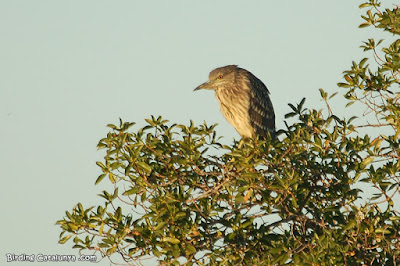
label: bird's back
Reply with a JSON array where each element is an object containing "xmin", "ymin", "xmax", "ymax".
[{"xmin": 247, "ymin": 71, "xmax": 275, "ymax": 138}]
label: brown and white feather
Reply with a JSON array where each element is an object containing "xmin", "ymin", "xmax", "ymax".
[{"xmin": 198, "ymin": 65, "xmax": 275, "ymax": 139}]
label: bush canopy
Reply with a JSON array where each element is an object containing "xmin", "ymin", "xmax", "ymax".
[{"xmin": 58, "ymin": 2, "xmax": 400, "ymax": 265}]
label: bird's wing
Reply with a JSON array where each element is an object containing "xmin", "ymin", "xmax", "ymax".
[{"xmin": 248, "ymin": 76, "xmax": 276, "ymax": 138}]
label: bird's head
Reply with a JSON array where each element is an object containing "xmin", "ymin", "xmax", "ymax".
[{"xmin": 194, "ymin": 65, "xmax": 238, "ymax": 91}]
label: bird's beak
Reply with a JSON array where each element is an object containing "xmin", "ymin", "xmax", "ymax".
[{"xmin": 194, "ymin": 80, "xmax": 213, "ymax": 91}]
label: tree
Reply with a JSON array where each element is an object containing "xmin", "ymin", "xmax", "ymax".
[{"xmin": 58, "ymin": 2, "xmax": 400, "ymax": 264}]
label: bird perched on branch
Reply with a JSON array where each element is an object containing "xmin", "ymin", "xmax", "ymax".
[{"xmin": 194, "ymin": 65, "xmax": 275, "ymax": 139}]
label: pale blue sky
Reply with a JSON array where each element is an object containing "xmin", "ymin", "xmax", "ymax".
[{"xmin": 0, "ymin": 1, "xmax": 392, "ymax": 265}]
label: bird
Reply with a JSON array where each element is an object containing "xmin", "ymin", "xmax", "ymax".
[{"xmin": 194, "ymin": 65, "xmax": 275, "ymax": 139}]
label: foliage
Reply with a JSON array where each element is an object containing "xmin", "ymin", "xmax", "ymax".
[{"xmin": 58, "ymin": 1, "xmax": 400, "ymax": 264}]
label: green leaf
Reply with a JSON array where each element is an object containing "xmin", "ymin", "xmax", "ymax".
[
  {"xmin": 99, "ymin": 223, "xmax": 104, "ymax": 236},
  {"xmin": 96, "ymin": 161, "xmax": 106, "ymax": 169},
  {"xmin": 343, "ymin": 221, "xmax": 357, "ymax": 231},
  {"xmin": 359, "ymin": 57, "xmax": 368, "ymax": 67},
  {"xmin": 162, "ymin": 237, "xmax": 180, "ymax": 244},
  {"xmin": 319, "ymin": 88, "xmax": 327, "ymax": 100},
  {"xmin": 108, "ymin": 172, "xmax": 117, "ymax": 184},
  {"xmin": 337, "ymin": 82, "xmax": 351, "ymax": 88},
  {"xmin": 95, "ymin": 174, "xmax": 107, "ymax": 185},
  {"xmin": 123, "ymin": 187, "xmax": 140, "ymax": 196},
  {"xmin": 298, "ymin": 97, "xmax": 306, "ymax": 111},
  {"xmin": 288, "ymin": 103, "xmax": 296, "ymax": 112},
  {"xmin": 106, "ymin": 246, "xmax": 117, "ymax": 256},
  {"xmin": 284, "ymin": 112, "xmax": 297, "ymax": 119},
  {"xmin": 375, "ymin": 228, "xmax": 391, "ymax": 234},
  {"xmin": 361, "ymin": 157, "xmax": 374, "ymax": 168},
  {"xmin": 154, "ymin": 222, "xmax": 166, "ymax": 231},
  {"xmin": 359, "ymin": 3, "xmax": 371, "ymax": 8},
  {"xmin": 175, "ymin": 212, "xmax": 187, "ymax": 219},
  {"xmin": 137, "ymin": 162, "xmax": 152, "ymax": 173},
  {"xmin": 359, "ymin": 22, "xmax": 371, "ymax": 28},
  {"xmin": 186, "ymin": 244, "xmax": 196, "ymax": 254},
  {"xmin": 329, "ymin": 92, "xmax": 338, "ymax": 99},
  {"xmin": 59, "ymin": 235, "xmax": 72, "ymax": 244}
]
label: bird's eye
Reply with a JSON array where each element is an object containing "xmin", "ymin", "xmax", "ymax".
[{"xmin": 217, "ymin": 75, "xmax": 223, "ymax": 80}]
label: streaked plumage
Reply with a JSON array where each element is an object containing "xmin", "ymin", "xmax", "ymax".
[{"xmin": 194, "ymin": 65, "xmax": 275, "ymax": 139}]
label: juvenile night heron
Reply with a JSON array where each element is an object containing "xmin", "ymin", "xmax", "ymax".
[{"xmin": 194, "ymin": 65, "xmax": 275, "ymax": 139}]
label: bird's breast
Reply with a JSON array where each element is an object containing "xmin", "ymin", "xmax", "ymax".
[{"xmin": 215, "ymin": 88, "xmax": 254, "ymax": 138}]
